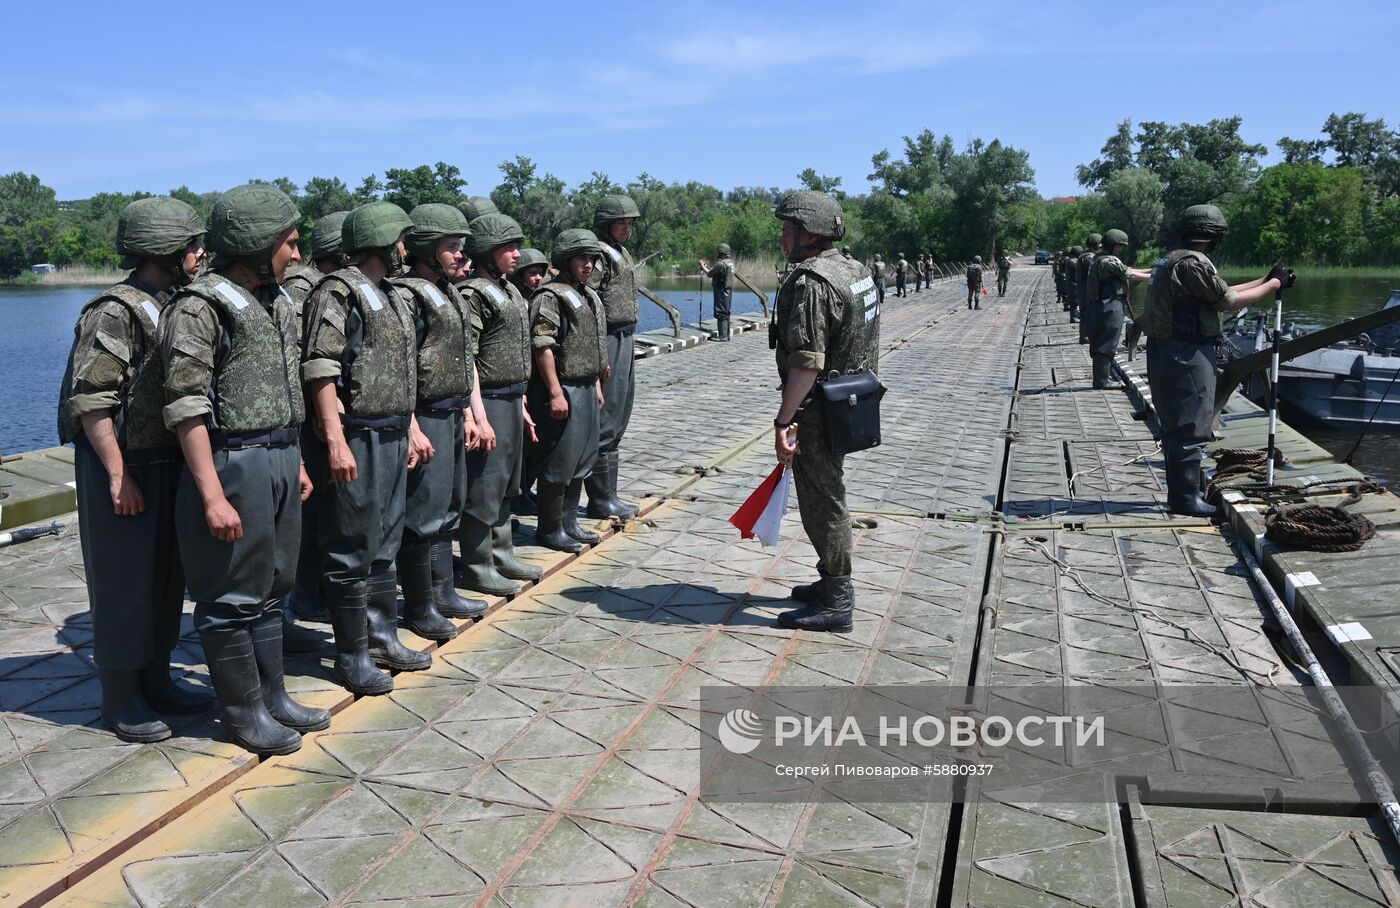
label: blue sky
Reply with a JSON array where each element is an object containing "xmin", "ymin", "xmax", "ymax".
[{"xmin": 3, "ymin": 0, "xmax": 1393, "ymax": 201}]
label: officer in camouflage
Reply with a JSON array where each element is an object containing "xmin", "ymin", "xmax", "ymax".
[
  {"xmin": 924, "ymin": 252, "xmax": 934, "ymax": 288},
  {"xmin": 160, "ymin": 185, "xmax": 330, "ymax": 754},
  {"xmin": 390, "ymin": 204, "xmax": 487, "ymax": 643},
  {"xmin": 281, "ymin": 209, "xmax": 351, "ymax": 637},
  {"xmin": 528, "ymin": 228, "xmax": 609, "ymax": 552},
  {"xmin": 894, "ymin": 253, "xmax": 909, "ymax": 298},
  {"xmin": 870, "ymin": 254, "xmax": 885, "ymax": 309},
  {"xmin": 586, "ymin": 195, "xmax": 645, "ymax": 520},
  {"xmin": 699, "ymin": 243, "xmax": 735, "ymax": 341},
  {"xmin": 1083, "ymin": 229, "xmax": 1153, "ymax": 390},
  {"xmin": 771, "ymin": 190, "xmax": 878, "ymax": 633},
  {"xmin": 966, "ymin": 255, "xmax": 984, "ymax": 309},
  {"xmin": 1141, "ymin": 205, "xmax": 1294, "ymax": 515},
  {"xmin": 996, "ymin": 250, "xmax": 1012, "ymax": 296},
  {"xmin": 457, "ymin": 213, "xmax": 542, "ymax": 595},
  {"xmin": 1054, "ymin": 250, "xmax": 1068, "ymax": 308},
  {"xmin": 913, "ymin": 253, "xmax": 924, "ymax": 292},
  {"xmin": 303, "ymin": 201, "xmax": 430, "ymax": 695},
  {"xmin": 58, "ymin": 196, "xmax": 212, "ymax": 743}
]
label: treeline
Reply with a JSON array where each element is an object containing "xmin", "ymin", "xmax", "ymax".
[
  {"xmin": 3, "ymin": 111, "xmax": 1396, "ymax": 277},
  {"xmin": 1042, "ymin": 112, "xmax": 1400, "ymax": 266}
]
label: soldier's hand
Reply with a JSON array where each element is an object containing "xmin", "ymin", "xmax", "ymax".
[
  {"xmin": 524, "ymin": 408, "xmax": 539, "ymax": 443},
  {"xmin": 478, "ymin": 418, "xmax": 497, "ymax": 452},
  {"xmin": 464, "ymin": 419, "xmax": 480, "ymax": 452},
  {"xmin": 596, "ymin": 383, "xmax": 606, "ymax": 409},
  {"xmin": 205, "ymin": 496, "xmax": 243, "ymax": 543},
  {"xmin": 299, "ymin": 463, "xmax": 313, "ymax": 502},
  {"xmin": 602, "ymin": 365, "xmax": 612, "ymax": 381},
  {"xmin": 1267, "ymin": 265, "xmax": 1297, "ymax": 289},
  {"xmin": 775, "ymin": 426, "xmax": 799, "ymax": 466},
  {"xmin": 109, "ymin": 470, "xmax": 145, "ymax": 517},
  {"xmin": 329, "ymin": 439, "xmax": 358, "ymax": 483},
  {"xmin": 549, "ymin": 391, "xmax": 569, "ymax": 421},
  {"xmin": 408, "ymin": 426, "xmax": 434, "ymax": 469}
]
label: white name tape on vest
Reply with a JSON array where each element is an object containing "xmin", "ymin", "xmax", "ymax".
[
  {"xmin": 213, "ymin": 280, "xmax": 248, "ymax": 311},
  {"xmin": 358, "ymin": 282, "xmax": 383, "ymax": 312},
  {"xmin": 421, "ymin": 284, "xmax": 448, "ymax": 310}
]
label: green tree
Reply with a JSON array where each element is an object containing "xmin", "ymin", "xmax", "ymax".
[
  {"xmin": 490, "ymin": 156, "xmax": 570, "ymax": 247},
  {"xmin": 0, "ymin": 172, "xmax": 61, "ymax": 271},
  {"xmin": 382, "ymin": 162, "xmax": 467, "ymax": 211},
  {"xmin": 353, "ymin": 175, "xmax": 384, "ymax": 205},
  {"xmin": 1221, "ymin": 163, "xmax": 1366, "ymax": 265},
  {"xmin": 1102, "ymin": 167, "xmax": 1164, "ymax": 253},
  {"xmin": 797, "ymin": 168, "xmax": 843, "ymax": 197},
  {"xmin": 301, "ymin": 176, "xmax": 355, "ymax": 220}
]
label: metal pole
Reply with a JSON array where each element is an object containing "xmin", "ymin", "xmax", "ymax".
[{"xmin": 1265, "ymin": 287, "xmax": 1284, "ymax": 485}]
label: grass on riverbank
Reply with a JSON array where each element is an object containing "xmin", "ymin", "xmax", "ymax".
[{"xmin": 3, "ymin": 265, "xmax": 125, "ymax": 287}]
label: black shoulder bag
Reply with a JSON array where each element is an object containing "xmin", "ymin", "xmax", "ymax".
[{"xmin": 818, "ymin": 370, "xmax": 884, "ymax": 455}]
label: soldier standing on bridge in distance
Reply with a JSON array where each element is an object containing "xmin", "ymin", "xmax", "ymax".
[
  {"xmin": 870, "ymin": 254, "xmax": 886, "ymax": 309},
  {"xmin": 160, "ymin": 185, "xmax": 330, "ymax": 754},
  {"xmin": 965, "ymin": 255, "xmax": 984, "ymax": 309},
  {"xmin": 1054, "ymin": 250, "xmax": 1068, "ymax": 309},
  {"xmin": 894, "ymin": 253, "xmax": 909, "ymax": 297},
  {"xmin": 924, "ymin": 252, "xmax": 934, "ymax": 288},
  {"xmin": 699, "ymin": 243, "xmax": 735, "ymax": 342},
  {"xmin": 996, "ymin": 250, "xmax": 1012, "ymax": 296},
  {"xmin": 1076, "ymin": 234, "xmax": 1101, "ymax": 344},
  {"xmin": 1140, "ymin": 205, "xmax": 1294, "ymax": 516},
  {"xmin": 1083, "ymin": 229, "xmax": 1152, "ymax": 391},
  {"xmin": 913, "ymin": 254, "xmax": 924, "ymax": 293},
  {"xmin": 59, "ymin": 197, "xmax": 213, "ymax": 743},
  {"xmin": 1064, "ymin": 246, "xmax": 1084, "ymax": 331},
  {"xmin": 771, "ymin": 190, "xmax": 878, "ymax": 634}
]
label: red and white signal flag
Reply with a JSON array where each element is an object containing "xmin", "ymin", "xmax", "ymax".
[{"xmin": 728, "ymin": 464, "xmax": 792, "ymax": 547}]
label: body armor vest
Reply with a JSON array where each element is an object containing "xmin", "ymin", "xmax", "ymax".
[
  {"xmin": 181, "ymin": 274, "xmax": 304, "ymax": 433},
  {"xmin": 57, "ymin": 282, "xmax": 175, "ymax": 451},
  {"xmin": 1090, "ymin": 255, "xmax": 1129, "ymax": 305},
  {"xmin": 595, "ymin": 242, "xmax": 638, "ymax": 328},
  {"xmin": 711, "ymin": 260, "xmax": 734, "ymax": 293},
  {"xmin": 391, "ymin": 275, "xmax": 472, "ymax": 404},
  {"xmin": 778, "ymin": 250, "xmax": 879, "ymax": 381},
  {"xmin": 1144, "ymin": 248, "xmax": 1225, "ymax": 343},
  {"xmin": 534, "ymin": 279, "xmax": 607, "ymax": 380},
  {"xmin": 462, "ymin": 273, "xmax": 532, "ymax": 387},
  {"xmin": 317, "ymin": 268, "xmax": 416, "ymax": 418},
  {"xmin": 1077, "ymin": 252, "xmax": 1097, "ymax": 303}
]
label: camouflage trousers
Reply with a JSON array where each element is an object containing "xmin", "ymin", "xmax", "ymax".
[{"xmin": 792, "ymin": 406, "xmax": 852, "ymax": 578}]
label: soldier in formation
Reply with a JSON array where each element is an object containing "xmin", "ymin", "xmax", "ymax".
[
  {"xmin": 924, "ymin": 253, "xmax": 934, "ymax": 287},
  {"xmin": 1139, "ymin": 205, "xmax": 1294, "ymax": 515},
  {"xmin": 913, "ymin": 254, "xmax": 924, "ymax": 292},
  {"xmin": 995, "ymin": 251, "xmax": 1011, "ymax": 296},
  {"xmin": 160, "ymin": 185, "xmax": 329, "ymax": 755},
  {"xmin": 59, "ymin": 197, "xmax": 213, "ymax": 742},
  {"xmin": 894, "ymin": 253, "xmax": 909, "ymax": 297},
  {"xmin": 1083, "ymin": 229, "xmax": 1152, "ymax": 390},
  {"xmin": 870, "ymin": 254, "xmax": 885, "ymax": 308}
]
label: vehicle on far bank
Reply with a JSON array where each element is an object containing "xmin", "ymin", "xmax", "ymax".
[{"xmin": 1035, "ymin": 250, "xmax": 1050, "ymax": 265}]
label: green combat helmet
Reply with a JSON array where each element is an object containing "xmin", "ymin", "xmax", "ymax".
[
  {"xmin": 457, "ymin": 196, "xmax": 498, "ymax": 222},
  {"xmin": 973, "ymin": 255, "xmax": 982, "ymax": 264},
  {"xmin": 552, "ymin": 228, "xmax": 604, "ymax": 266},
  {"xmin": 465, "ymin": 214, "xmax": 526, "ymax": 269},
  {"xmin": 405, "ymin": 203, "xmax": 470, "ymax": 273},
  {"xmin": 1102, "ymin": 228, "xmax": 1129, "ymax": 248},
  {"xmin": 1179, "ymin": 204, "xmax": 1228, "ymax": 242},
  {"xmin": 206, "ymin": 184, "xmax": 300, "ymax": 283},
  {"xmin": 115, "ymin": 196, "xmax": 205, "ymax": 284},
  {"xmin": 593, "ymin": 194, "xmax": 640, "ymax": 226},
  {"xmin": 1069, "ymin": 245, "xmax": 1084, "ymax": 256},
  {"xmin": 312, "ymin": 211, "xmax": 350, "ymax": 266},
  {"xmin": 772, "ymin": 189, "xmax": 845, "ymax": 239},
  {"xmin": 716, "ymin": 243, "xmax": 731, "ymax": 257},
  {"xmin": 1085, "ymin": 232, "xmax": 1102, "ymax": 248},
  {"xmin": 515, "ymin": 247, "xmax": 548, "ymax": 273},
  {"xmin": 342, "ymin": 201, "xmax": 413, "ymax": 272}
]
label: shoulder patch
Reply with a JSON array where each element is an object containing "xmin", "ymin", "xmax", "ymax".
[{"xmin": 212, "ymin": 279, "xmax": 249, "ymax": 311}]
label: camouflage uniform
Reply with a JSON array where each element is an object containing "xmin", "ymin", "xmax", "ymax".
[
  {"xmin": 894, "ymin": 254, "xmax": 909, "ymax": 297},
  {"xmin": 704, "ymin": 247, "xmax": 735, "ymax": 341},
  {"xmin": 870, "ymin": 255, "xmax": 886, "ymax": 309},
  {"xmin": 965, "ymin": 260, "xmax": 984, "ymax": 309},
  {"xmin": 1085, "ymin": 252, "xmax": 1130, "ymax": 388},
  {"xmin": 924, "ymin": 254, "xmax": 934, "ymax": 287},
  {"xmin": 913, "ymin": 254, "xmax": 924, "ymax": 292},
  {"xmin": 1076, "ymin": 238, "xmax": 1101, "ymax": 342},
  {"xmin": 996, "ymin": 253, "xmax": 1011, "ymax": 295}
]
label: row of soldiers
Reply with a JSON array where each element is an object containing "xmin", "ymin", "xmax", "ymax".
[
  {"xmin": 872, "ymin": 251, "xmax": 1011, "ymax": 301},
  {"xmin": 1054, "ymin": 212, "xmax": 1296, "ymax": 515},
  {"xmin": 58, "ymin": 186, "xmax": 655, "ymax": 755}
]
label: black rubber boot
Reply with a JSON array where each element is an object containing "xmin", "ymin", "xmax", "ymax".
[
  {"xmin": 510, "ymin": 489, "xmax": 538, "ymax": 517},
  {"xmin": 198, "ymin": 628, "xmax": 302, "ymax": 755},
  {"xmin": 1166, "ymin": 457, "xmax": 1221, "ymax": 518},
  {"xmin": 585, "ymin": 454, "xmax": 624, "ymax": 520},
  {"xmin": 776, "ymin": 577, "xmax": 855, "ymax": 633},
  {"xmin": 607, "ymin": 451, "xmax": 640, "ymax": 519},
  {"xmin": 1091, "ymin": 355, "xmax": 1123, "ymax": 390},
  {"xmin": 790, "ymin": 581, "xmax": 820, "ymax": 603},
  {"xmin": 435, "ymin": 538, "xmax": 487, "ymax": 619},
  {"xmin": 398, "ymin": 542, "xmax": 458, "ymax": 641},
  {"xmin": 493, "ymin": 520, "xmax": 542, "ymax": 582},
  {"xmin": 717, "ymin": 318, "xmax": 731, "ymax": 341},
  {"xmin": 563, "ymin": 479, "xmax": 603, "ymax": 545},
  {"xmin": 326, "ymin": 584, "xmax": 394, "ymax": 695},
  {"xmin": 281, "ymin": 607, "xmax": 326, "ymax": 654},
  {"xmin": 537, "ymin": 481, "xmax": 583, "ymax": 553},
  {"xmin": 139, "ymin": 652, "xmax": 214, "ymax": 714},
  {"xmin": 100, "ymin": 670, "xmax": 171, "ymax": 743},
  {"xmin": 366, "ymin": 569, "xmax": 431, "ymax": 672},
  {"xmin": 250, "ymin": 614, "xmax": 330, "ymax": 733},
  {"xmin": 457, "ymin": 517, "xmax": 520, "ymax": 597}
]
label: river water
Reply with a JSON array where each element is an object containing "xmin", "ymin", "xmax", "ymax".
[
  {"xmin": 7, "ymin": 274, "xmax": 1397, "ymax": 482},
  {"xmin": 0, "ymin": 281, "xmax": 769, "ymax": 456}
]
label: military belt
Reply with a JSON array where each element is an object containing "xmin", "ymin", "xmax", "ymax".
[
  {"xmin": 480, "ymin": 382, "xmax": 528, "ymax": 399},
  {"xmin": 606, "ymin": 324, "xmax": 636, "ymax": 337},
  {"xmin": 340, "ymin": 414, "xmax": 411, "ymax": 431},
  {"xmin": 419, "ymin": 396, "xmax": 470, "ymax": 412},
  {"xmin": 211, "ymin": 426, "xmax": 300, "ymax": 450}
]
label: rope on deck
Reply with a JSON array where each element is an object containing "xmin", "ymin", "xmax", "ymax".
[{"xmin": 1264, "ymin": 485, "xmax": 1381, "ymax": 552}]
